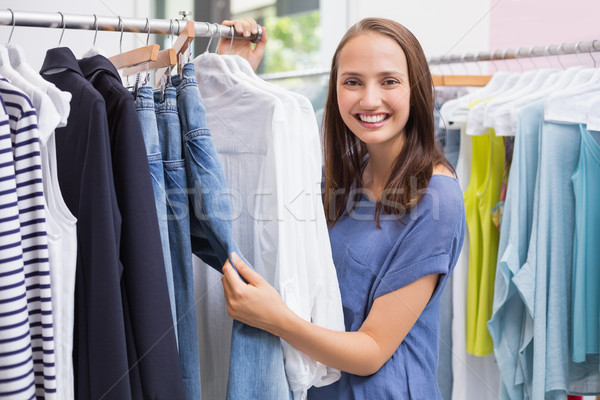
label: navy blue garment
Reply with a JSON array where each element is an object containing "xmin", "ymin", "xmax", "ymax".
[
  {"xmin": 78, "ymin": 55, "xmax": 185, "ymax": 400},
  {"xmin": 40, "ymin": 47, "xmax": 132, "ymax": 400}
]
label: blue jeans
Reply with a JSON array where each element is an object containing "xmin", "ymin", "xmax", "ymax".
[
  {"xmin": 174, "ymin": 63, "xmax": 291, "ymax": 400},
  {"xmin": 154, "ymin": 86, "xmax": 202, "ymax": 400},
  {"xmin": 134, "ymin": 85, "xmax": 178, "ymax": 344}
]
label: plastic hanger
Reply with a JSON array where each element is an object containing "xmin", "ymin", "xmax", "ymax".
[
  {"xmin": 108, "ymin": 17, "xmax": 160, "ymax": 70},
  {"xmin": 447, "ymin": 54, "xmax": 517, "ymax": 124},
  {"xmin": 432, "ymin": 53, "xmax": 492, "ymax": 87},
  {"xmin": 544, "ymin": 63, "xmax": 600, "ymax": 124},
  {"xmin": 484, "ymin": 67, "xmax": 558, "ymax": 129},
  {"xmin": 502, "ymin": 43, "xmax": 595, "ymax": 134}
]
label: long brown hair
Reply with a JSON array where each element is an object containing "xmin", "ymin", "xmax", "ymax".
[{"xmin": 323, "ymin": 17, "xmax": 451, "ymax": 227}]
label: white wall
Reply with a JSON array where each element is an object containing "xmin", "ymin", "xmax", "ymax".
[
  {"xmin": 0, "ymin": 0, "xmax": 153, "ymax": 71},
  {"xmin": 320, "ymin": 0, "xmax": 491, "ymax": 71}
]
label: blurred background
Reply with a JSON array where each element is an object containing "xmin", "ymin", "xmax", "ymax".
[{"xmin": 1, "ymin": 0, "xmax": 597, "ymax": 113}]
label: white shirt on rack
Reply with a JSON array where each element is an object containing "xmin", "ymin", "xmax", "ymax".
[
  {"xmin": 192, "ymin": 53, "xmax": 344, "ymax": 400},
  {"xmin": 223, "ymin": 54, "xmax": 344, "ymax": 399}
]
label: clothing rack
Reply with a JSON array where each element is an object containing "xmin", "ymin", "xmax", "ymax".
[
  {"xmin": 260, "ymin": 67, "xmax": 329, "ymax": 81},
  {"xmin": 260, "ymin": 38, "xmax": 600, "ymax": 87},
  {"xmin": 429, "ymin": 39, "xmax": 600, "ymax": 65},
  {"xmin": 0, "ymin": 9, "xmax": 261, "ymax": 42}
]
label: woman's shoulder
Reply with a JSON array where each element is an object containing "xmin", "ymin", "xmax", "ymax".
[
  {"xmin": 420, "ymin": 171, "xmax": 464, "ymax": 224},
  {"xmin": 432, "ymin": 164, "xmax": 454, "ymax": 178}
]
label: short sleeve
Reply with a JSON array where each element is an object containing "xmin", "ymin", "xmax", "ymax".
[{"xmin": 372, "ymin": 177, "xmax": 465, "ymax": 300}]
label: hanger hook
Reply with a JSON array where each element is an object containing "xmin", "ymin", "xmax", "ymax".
[
  {"xmin": 460, "ymin": 53, "xmax": 468, "ymax": 75},
  {"xmin": 229, "ymin": 25, "xmax": 235, "ymax": 55},
  {"xmin": 214, "ymin": 23, "xmax": 222, "ymax": 53},
  {"xmin": 145, "ymin": 18, "xmax": 150, "ymax": 46},
  {"xmin": 58, "ymin": 12, "xmax": 67, "ymax": 45},
  {"xmin": 574, "ymin": 41, "xmax": 584, "ymax": 66},
  {"xmin": 167, "ymin": 19, "xmax": 174, "ymax": 47},
  {"xmin": 528, "ymin": 46, "xmax": 538, "ymax": 69},
  {"xmin": 7, "ymin": 8, "xmax": 16, "ymax": 45},
  {"xmin": 473, "ymin": 51, "xmax": 483, "ymax": 75},
  {"xmin": 204, "ymin": 22, "xmax": 214, "ymax": 53},
  {"xmin": 590, "ymin": 40, "xmax": 598, "ymax": 68},
  {"xmin": 544, "ymin": 45, "xmax": 554, "ymax": 68},
  {"xmin": 490, "ymin": 49, "xmax": 502, "ymax": 73},
  {"xmin": 118, "ymin": 16, "xmax": 124, "ymax": 54},
  {"xmin": 556, "ymin": 43, "xmax": 565, "ymax": 69},
  {"xmin": 501, "ymin": 48, "xmax": 510, "ymax": 70},
  {"xmin": 515, "ymin": 48, "xmax": 525, "ymax": 72},
  {"xmin": 92, "ymin": 14, "xmax": 99, "ymax": 47}
]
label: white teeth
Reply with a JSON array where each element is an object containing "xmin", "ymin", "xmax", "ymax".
[{"xmin": 359, "ymin": 114, "xmax": 386, "ymax": 123}]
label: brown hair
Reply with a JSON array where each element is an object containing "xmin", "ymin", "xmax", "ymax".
[{"xmin": 322, "ymin": 17, "xmax": 451, "ymax": 227}]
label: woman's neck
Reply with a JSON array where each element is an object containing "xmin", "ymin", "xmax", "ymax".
[{"xmin": 362, "ymin": 140, "xmax": 403, "ymax": 200}]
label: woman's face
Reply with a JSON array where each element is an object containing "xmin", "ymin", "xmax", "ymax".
[{"xmin": 336, "ymin": 31, "xmax": 411, "ymax": 152}]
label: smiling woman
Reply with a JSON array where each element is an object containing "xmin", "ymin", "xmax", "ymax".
[
  {"xmin": 221, "ymin": 17, "xmax": 466, "ymax": 400},
  {"xmin": 335, "ymin": 31, "xmax": 412, "ymax": 198},
  {"xmin": 323, "ymin": 18, "xmax": 453, "ymax": 225}
]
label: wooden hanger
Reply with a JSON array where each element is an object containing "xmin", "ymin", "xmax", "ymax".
[
  {"xmin": 154, "ymin": 20, "xmax": 196, "ymax": 85},
  {"xmin": 121, "ymin": 47, "xmax": 177, "ymax": 77},
  {"xmin": 109, "ymin": 44, "xmax": 160, "ymax": 69},
  {"xmin": 108, "ymin": 17, "xmax": 160, "ymax": 70},
  {"xmin": 120, "ymin": 20, "xmax": 195, "ymax": 84},
  {"xmin": 432, "ymin": 74, "xmax": 492, "ymax": 87}
]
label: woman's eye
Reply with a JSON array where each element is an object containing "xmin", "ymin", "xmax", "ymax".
[
  {"xmin": 343, "ymin": 79, "xmax": 360, "ymax": 86},
  {"xmin": 383, "ymin": 79, "xmax": 399, "ymax": 86}
]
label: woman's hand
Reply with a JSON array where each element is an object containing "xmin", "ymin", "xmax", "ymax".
[
  {"xmin": 221, "ymin": 252, "xmax": 288, "ymax": 334},
  {"xmin": 218, "ymin": 18, "xmax": 268, "ymax": 72}
]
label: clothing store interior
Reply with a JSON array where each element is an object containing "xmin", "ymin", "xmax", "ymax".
[{"xmin": 0, "ymin": 0, "xmax": 598, "ymax": 399}]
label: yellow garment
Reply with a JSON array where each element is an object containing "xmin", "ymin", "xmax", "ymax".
[{"xmin": 464, "ymin": 128, "xmax": 505, "ymax": 356}]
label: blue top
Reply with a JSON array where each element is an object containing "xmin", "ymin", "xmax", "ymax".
[
  {"xmin": 308, "ymin": 175, "xmax": 465, "ymax": 400},
  {"xmin": 487, "ymin": 99, "xmax": 543, "ymax": 399},
  {"xmin": 572, "ymin": 126, "xmax": 600, "ymax": 362}
]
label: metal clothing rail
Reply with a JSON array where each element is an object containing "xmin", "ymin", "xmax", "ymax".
[
  {"xmin": 260, "ymin": 38, "xmax": 600, "ymax": 82},
  {"xmin": 0, "ymin": 9, "xmax": 261, "ymax": 42},
  {"xmin": 429, "ymin": 39, "xmax": 600, "ymax": 65},
  {"xmin": 259, "ymin": 67, "xmax": 329, "ymax": 81}
]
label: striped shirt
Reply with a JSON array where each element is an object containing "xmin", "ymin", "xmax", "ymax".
[
  {"xmin": 0, "ymin": 93, "xmax": 36, "ymax": 400},
  {"xmin": 0, "ymin": 77, "xmax": 56, "ymax": 399}
]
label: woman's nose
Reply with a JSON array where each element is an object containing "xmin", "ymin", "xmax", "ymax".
[{"xmin": 359, "ymin": 84, "xmax": 382, "ymax": 108}]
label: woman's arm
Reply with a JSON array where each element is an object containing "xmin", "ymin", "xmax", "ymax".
[{"xmin": 222, "ymin": 252, "xmax": 439, "ymax": 376}]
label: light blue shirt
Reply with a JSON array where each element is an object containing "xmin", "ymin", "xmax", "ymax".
[
  {"xmin": 488, "ymin": 99, "xmax": 543, "ymax": 400},
  {"xmin": 571, "ymin": 126, "xmax": 600, "ymax": 362},
  {"xmin": 523, "ymin": 121, "xmax": 599, "ymax": 399}
]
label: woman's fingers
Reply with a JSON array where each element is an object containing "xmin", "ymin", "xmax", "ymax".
[
  {"xmin": 222, "ymin": 18, "xmax": 256, "ymax": 37},
  {"xmin": 222, "ymin": 18, "xmax": 260, "ymax": 40},
  {"xmin": 229, "ymin": 252, "xmax": 264, "ymax": 286}
]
